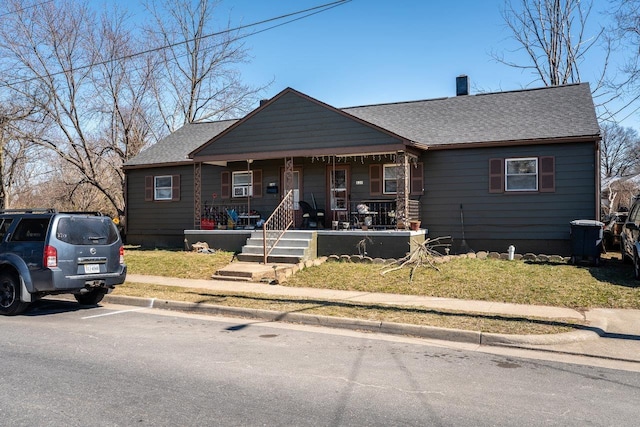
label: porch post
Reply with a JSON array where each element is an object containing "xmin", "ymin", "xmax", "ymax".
[
  {"xmin": 194, "ymin": 161, "xmax": 202, "ymax": 229},
  {"xmin": 283, "ymin": 157, "xmax": 294, "ymax": 194},
  {"xmin": 395, "ymin": 151, "xmax": 410, "ymax": 228},
  {"xmin": 285, "ymin": 157, "xmax": 294, "ymax": 224}
]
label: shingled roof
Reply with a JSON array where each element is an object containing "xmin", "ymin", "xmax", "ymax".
[
  {"xmin": 124, "ymin": 119, "xmax": 238, "ymax": 167},
  {"xmin": 125, "ymin": 83, "xmax": 599, "ymax": 167},
  {"xmin": 344, "ymin": 83, "xmax": 599, "ymax": 148}
]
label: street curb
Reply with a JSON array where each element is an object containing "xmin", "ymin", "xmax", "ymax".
[
  {"xmin": 480, "ymin": 327, "xmax": 603, "ymax": 346},
  {"xmin": 103, "ymin": 294, "xmax": 591, "ymax": 346}
]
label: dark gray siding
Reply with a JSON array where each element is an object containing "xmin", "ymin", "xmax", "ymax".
[
  {"xmin": 421, "ymin": 142, "xmax": 597, "ymax": 254},
  {"xmin": 196, "ymin": 91, "xmax": 402, "ymax": 157},
  {"xmin": 126, "ymin": 165, "xmax": 195, "ymax": 248},
  {"xmin": 202, "ymin": 160, "xmax": 297, "ymax": 218}
]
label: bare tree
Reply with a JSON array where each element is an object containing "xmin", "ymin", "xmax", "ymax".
[
  {"xmin": 494, "ymin": 0, "xmax": 606, "ymax": 88},
  {"xmin": 600, "ymin": 122, "xmax": 640, "ymax": 179},
  {"xmin": 144, "ymin": 0, "xmax": 267, "ymax": 131},
  {"xmin": 0, "ymin": 0, "xmax": 268, "ymax": 214},
  {"xmin": 0, "ymin": 102, "xmax": 39, "ymax": 209},
  {"xmin": 607, "ymin": 0, "xmax": 640, "ymax": 120},
  {"xmin": 0, "ymin": 0, "xmax": 159, "ymax": 217}
]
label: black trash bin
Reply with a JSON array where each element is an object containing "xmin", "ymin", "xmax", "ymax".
[{"xmin": 569, "ymin": 219, "xmax": 604, "ymax": 265}]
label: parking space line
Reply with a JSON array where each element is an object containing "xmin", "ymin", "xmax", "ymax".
[{"xmin": 82, "ymin": 307, "xmax": 148, "ymax": 319}]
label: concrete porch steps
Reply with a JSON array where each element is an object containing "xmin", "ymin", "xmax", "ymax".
[
  {"xmin": 236, "ymin": 230, "xmax": 317, "ymax": 264},
  {"xmin": 212, "ymin": 262, "xmax": 293, "ymax": 283}
]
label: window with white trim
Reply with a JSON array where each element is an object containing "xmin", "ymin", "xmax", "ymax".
[
  {"xmin": 154, "ymin": 176, "xmax": 173, "ymax": 200},
  {"xmin": 383, "ymin": 165, "xmax": 400, "ymax": 194},
  {"xmin": 232, "ymin": 171, "xmax": 253, "ymax": 197},
  {"xmin": 505, "ymin": 158, "xmax": 538, "ymax": 191}
]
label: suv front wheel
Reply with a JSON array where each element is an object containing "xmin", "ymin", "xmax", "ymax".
[
  {"xmin": 0, "ymin": 272, "xmax": 29, "ymax": 315},
  {"xmin": 634, "ymin": 250, "xmax": 640, "ymax": 280},
  {"xmin": 74, "ymin": 288, "xmax": 107, "ymax": 305}
]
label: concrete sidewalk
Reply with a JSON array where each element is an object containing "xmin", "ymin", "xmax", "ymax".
[{"xmin": 115, "ymin": 273, "xmax": 640, "ymax": 364}]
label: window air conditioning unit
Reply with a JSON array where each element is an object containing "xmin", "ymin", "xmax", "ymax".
[{"xmin": 234, "ymin": 186, "xmax": 250, "ymax": 197}]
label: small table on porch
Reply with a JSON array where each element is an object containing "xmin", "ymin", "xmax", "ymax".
[{"xmin": 237, "ymin": 214, "xmax": 261, "ymax": 228}]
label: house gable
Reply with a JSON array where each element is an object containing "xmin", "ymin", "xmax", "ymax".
[{"xmin": 190, "ymin": 88, "xmax": 410, "ymax": 162}]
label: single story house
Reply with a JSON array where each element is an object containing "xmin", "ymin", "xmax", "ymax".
[{"xmin": 123, "ymin": 78, "xmax": 601, "ymax": 258}]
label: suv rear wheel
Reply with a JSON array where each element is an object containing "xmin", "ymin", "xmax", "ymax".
[
  {"xmin": 74, "ymin": 288, "xmax": 107, "ymax": 305},
  {"xmin": 634, "ymin": 250, "xmax": 640, "ymax": 280},
  {"xmin": 0, "ymin": 272, "xmax": 29, "ymax": 315}
]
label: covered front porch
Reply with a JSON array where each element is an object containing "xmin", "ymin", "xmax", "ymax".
[
  {"xmin": 192, "ymin": 150, "xmax": 424, "ymax": 232},
  {"xmin": 184, "ymin": 228, "xmax": 427, "ymax": 261}
]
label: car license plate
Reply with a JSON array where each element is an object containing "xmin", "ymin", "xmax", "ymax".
[{"xmin": 84, "ymin": 264, "xmax": 100, "ymax": 274}]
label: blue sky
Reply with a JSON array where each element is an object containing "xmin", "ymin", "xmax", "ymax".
[{"xmin": 117, "ymin": 0, "xmax": 633, "ymax": 128}]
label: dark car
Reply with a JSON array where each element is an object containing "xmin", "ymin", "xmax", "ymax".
[
  {"xmin": 0, "ymin": 210, "xmax": 127, "ymax": 315},
  {"xmin": 620, "ymin": 199, "xmax": 640, "ymax": 279},
  {"xmin": 603, "ymin": 212, "xmax": 628, "ymax": 250}
]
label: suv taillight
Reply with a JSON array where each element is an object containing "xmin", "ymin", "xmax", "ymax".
[
  {"xmin": 44, "ymin": 245, "xmax": 58, "ymax": 268},
  {"xmin": 119, "ymin": 246, "xmax": 125, "ymax": 265}
]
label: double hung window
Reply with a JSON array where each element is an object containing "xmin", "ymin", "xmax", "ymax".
[
  {"xmin": 383, "ymin": 165, "xmax": 400, "ymax": 194},
  {"xmin": 505, "ymin": 158, "xmax": 538, "ymax": 192},
  {"xmin": 232, "ymin": 171, "xmax": 253, "ymax": 198},
  {"xmin": 154, "ymin": 176, "xmax": 173, "ymax": 200}
]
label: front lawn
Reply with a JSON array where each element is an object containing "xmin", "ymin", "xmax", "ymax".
[{"xmin": 123, "ymin": 248, "xmax": 640, "ymax": 310}]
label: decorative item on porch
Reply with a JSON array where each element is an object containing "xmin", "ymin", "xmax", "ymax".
[
  {"xmin": 201, "ymin": 218, "xmax": 215, "ymax": 230},
  {"xmin": 409, "ymin": 219, "xmax": 421, "ymax": 231},
  {"xmin": 356, "ymin": 203, "xmax": 370, "ymax": 214},
  {"xmin": 226, "ymin": 208, "xmax": 239, "ymax": 229}
]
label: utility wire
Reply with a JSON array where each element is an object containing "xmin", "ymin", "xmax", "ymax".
[
  {"xmin": 0, "ymin": 0, "xmax": 351, "ymax": 87},
  {"xmin": 149, "ymin": 1, "xmax": 349, "ymax": 72},
  {"xmin": 0, "ymin": 0, "xmax": 54, "ymax": 18}
]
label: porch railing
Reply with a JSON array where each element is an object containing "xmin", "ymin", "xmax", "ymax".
[
  {"xmin": 346, "ymin": 200, "xmax": 397, "ymax": 229},
  {"xmin": 200, "ymin": 201, "xmax": 260, "ymax": 229},
  {"xmin": 345, "ymin": 199, "xmax": 420, "ymax": 229},
  {"xmin": 262, "ymin": 190, "xmax": 294, "ymax": 264}
]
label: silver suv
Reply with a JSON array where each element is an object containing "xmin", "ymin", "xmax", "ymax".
[
  {"xmin": 621, "ymin": 198, "xmax": 640, "ymax": 279},
  {"xmin": 0, "ymin": 210, "xmax": 127, "ymax": 315}
]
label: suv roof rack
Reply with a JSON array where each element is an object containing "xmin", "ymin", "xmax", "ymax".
[
  {"xmin": 0, "ymin": 208, "xmax": 57, "ymax": 214},
  {"xmin": 0, "ymin": 209, "xmax": 109, "ymax": 216},
  {"xmin": 57, "ymin": 211, "xmax": 108, "ymax": 216}
]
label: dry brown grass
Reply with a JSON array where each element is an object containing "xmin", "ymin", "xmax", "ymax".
[
  {"xmin": 116, "ymin": 247, "xmax": 637, "ymax": 335},
  {"xmin": 115, "ymin": 282, "xmax": 579, "ymax": 335}
]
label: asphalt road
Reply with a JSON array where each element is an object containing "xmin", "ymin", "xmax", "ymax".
[{"xmin": 1, "ymin": 299, "xmax": 639, "ymax": 426}]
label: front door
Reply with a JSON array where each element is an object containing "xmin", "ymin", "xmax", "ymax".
[{"xmin": 326, "ymin": 164, "xmax": 350, "ymax": 224}]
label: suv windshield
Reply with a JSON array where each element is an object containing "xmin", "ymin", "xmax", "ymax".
[{"xmin": 56, "ymin": 217, "xmax": 119, "ymax": 245}]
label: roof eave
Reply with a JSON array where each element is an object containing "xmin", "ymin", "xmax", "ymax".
[
  {"xmin": 425, "ymin": 134, "xmax": 601, "ymax": 150},
  {"xmin": 123, "ymin": 160, "xmax": 193, "ymax": 171}
]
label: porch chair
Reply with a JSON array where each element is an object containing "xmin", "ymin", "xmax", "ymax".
[{"xmin": 299, "ymin": 201, "xmax": 325, "ymax": 229}]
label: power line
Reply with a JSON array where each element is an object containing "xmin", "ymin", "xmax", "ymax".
[
  {"xmin": 0, "ymin": 0, "xmax": 351, "ymax": 88},
  {"xmin": 0, "ymin": 0, "xmax": 54, "ymax": 18}
]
